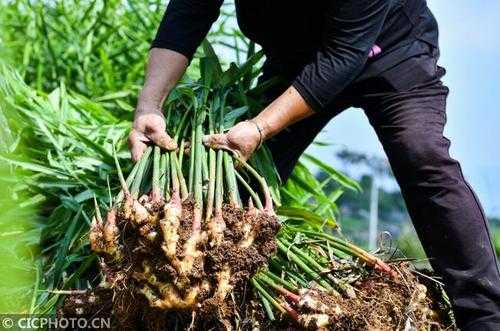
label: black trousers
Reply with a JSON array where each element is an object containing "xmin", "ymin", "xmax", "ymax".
[{"xmin": 262, "ymin": 62, "xmax": 500, "ymax": 330}]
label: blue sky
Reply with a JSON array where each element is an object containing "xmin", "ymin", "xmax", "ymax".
[{"xmin": 307, "ymin": 0, "xmax": 500, "ymax": 217}]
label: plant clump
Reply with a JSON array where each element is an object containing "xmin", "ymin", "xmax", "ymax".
[{"xmin": 86, "ymin": 78, "xmax": 280, "ymax": 328}]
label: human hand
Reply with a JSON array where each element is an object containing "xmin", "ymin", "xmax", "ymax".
[
  {"xmin": 202, "ymin": 120, "xmax": 262, "ymax": 162},
  {"xmin": 128, "ymin": 107, "xmax": 177, "ymax": 162}
]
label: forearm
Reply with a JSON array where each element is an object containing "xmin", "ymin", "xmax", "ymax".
[
  {"xmin": 137, "ymin": 48, "xmax": 189, "ymax": 111},
  {"xmin": 252, "ymin": 86, "xmax": 314, "ymax": 140}
]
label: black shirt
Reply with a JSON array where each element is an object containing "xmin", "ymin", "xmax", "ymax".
[{"xmin": 152, "ymin": 0, "xmax": 439, "ymax": 111}]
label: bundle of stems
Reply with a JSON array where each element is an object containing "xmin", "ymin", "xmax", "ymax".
[
  {"xmin": 89, "ymin": 58, "xmax": 282, "ymax": 321},
  {"xmin": 252, "ymin": 222, "xmax": 398, "ymax": 327}
]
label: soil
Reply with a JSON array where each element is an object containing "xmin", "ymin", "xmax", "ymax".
[
  {"xmin": 61, "ymin": 263, "xmax": 454, "ymax": 330},
  {"xmin": 294, "ymin": 263, "xmax": 455, "ymax": 331},
  {"xmin": 64, "ymin": 195, "xmax": 280, "ymax": 330},
  {"xmin": 63, "ymin": 195, "xmax": 454, "ymax": 331}
]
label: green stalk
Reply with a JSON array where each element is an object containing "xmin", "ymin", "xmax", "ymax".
[
  {"xmin": 174, "ymin": 109, "xmax": 191, "ymax": 141},
  {"xmin": 303, "ymin": 231, "xmax": 397, "ymax": 277},
  {"xmin": 179, "ymin": 168, "xmax": 189, "ymax": 200},
  {"xmin": 256, "ymin": 274, "xmax": 300, "ymax": 303},
  {"xmin": 258, "ymin": 292, "xmax": 275, "ymax": 321},
  {"xmin": 237, "ymin": 158, "xmax": 273, "ymax": 212},
  {"xmin": 205, "ymin": 109, "xmax": 217, "ymax": 221},
  {"xmin": 251, "ymin": 278, "xmax": 286, "ymax": 314},
  {"xmin": 276, "ymin": 240, "xmax": 333, "ymax": 292},
  {"xmin": 279, "ymin": 237, "xmax": 328, "ymax": 273},
  {"xmin": 235, "ymin": 171, "xmax": 263, "ymax": 209},
  {"xmin": 202, "ymin": 147, "xmax": 209, "ymax": 197},
  {"xmin": 193, "ymin": 114, "xmax": 204, "ymax": 205},
  {"xmin": 188, "ymin": 127, "xmax": 196, "ymax": 193},
  {"xmin": 262, "ymin": 270, "xmax": 298, "ymax": 292},
  {"xmin": 112, "ymin": 146, "xmax": 127, "ymax": 193},
  {"xmin": 304, "ymin": 231, "xmax": 375, "ymax": 262},
  {"xmin": 164, "ymin": 153, "xmax": 171, "ymax": 200},
  {"xmin": 151, "ymin": 146, "xmax": 161, "ymax": 201},
  {"xmin": 192, "ymin": 111, "xmax": 205, "ymax": 232},
  {"xmin": 159, "ymin": 153, "xmax": 169, "ymax": 200},
  {"xmin": 130, "ymin": 147, "xmax": 152, "ymax": 199},
  {"xmin": 178, "ymin": 139, "xmax": 186, "ymax": 168},
  {"xmin": 223, "ymin": 152, "xmax": 240, "ymax": 207},
  {"xmin": 115, "ymin": 157, "xmax": 140, "ymax": 203},
  {"xmin": 171, "ymin": 152, "xmax": 186, "ymax": 200},
  {"xmin": 286, "ymin": 271, "xmax": 310, "ymax": 289},
  {"xmin": 280, "ymin": 237, "xmax": 354, "ymax": 296},
  {"xmin": 318, "ymin": 242, "xmax": 351, "ymax": 260},
  {"xmin": 169, "ymin": 151, "xmax": 180, "ymax": 199},
  {"xmin": 214, "ymin": 149, "xmax": 224, "ymax": 215},
  {"xmin": 175, "ymin": 110, "xmax": 190, "ymax": 176}
]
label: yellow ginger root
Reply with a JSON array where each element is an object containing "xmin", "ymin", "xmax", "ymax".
[
  {"xmin": 90, "ymin": 208, "xmax": 122, "ymax": 261},
  {"xmin": 214, "ymin": 266, "xmax": 233, "ymax": 301},
  {"xmin": 133, "ymin": 263, "xmax": 205, "ymax": 310},
  {"xmin": 207, "ymin": 213, "xmax": 225, "ymax": 246},
  {"xmin": 160, "ymin": 201, "xmax": 182, "ymax": 261}
]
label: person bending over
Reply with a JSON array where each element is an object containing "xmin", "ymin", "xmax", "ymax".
[{"xmin": 128, "ymin": 1, "xmax": 500, "ymax": 329}]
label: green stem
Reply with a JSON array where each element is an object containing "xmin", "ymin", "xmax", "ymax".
[
  {"xmin": 112, "ymin": 145, "xmax": 127, "ymax": 193},
  {"xmin": 169, "ymin": 151, "xmax": 180, "ymax": 199},
  {"xmin": 256, "ymin": 274, "xmax": 300, "ymax": 303},
  {"xmin": 115, "ymin": 156, "xmax": 141, "ymax": 203},
  {"xmin": 188, "ymin": 127, "xmax": 196, "ymax": 193},
  {"xmin": 159, "ymin": 153, "xmax": 169, "ymax": 200},
  {"xmin": 237, "ymin": 157, "xmax": 273, "ymax": 212},
  {"xmin": 171, "ymin": 152, "xmax": 187, "ymax": 200},
  {"xmin": 279, "ymin": 237, "xmax": 327, "ymax": 273},
  {"xmin": 178, "ymin": 139, "xmax": 186, "ymax": 168},
  {"xmin": 205, "ymin": 110, "xmax": 217, "ymax": 221},
  {"xmin": 276, "ymin": 240, "xmax": 333, "ymax": 292},
  {"xmin": 193, "ymin": 113, "xmax": 204, "ymax": 206},
  {"xmin": 251, "ymin": 278, "xmax": 285, "ymax": 314},
  {"xmin": 192, "ymin": 110, "xmax": 205, "ymax": 232},
  {"xmin": 318, "ymin": 242, "xmax": 351, "ymax": 260},
  {"xmin": 286, "ymin": 271, "xmax": 310, "ymax": 289},
  {"xmin": 202, "ymin": 146, "xmax": 209, "ymax": 196},
  {"xmin": 130, "ymin": 147, "xmax": 152, "ymax": 199},
  {"xmin": 223, "ymin": 152, "xmax": 240, "ymax": 207},
  {"xmin": 258, "ymin": 292, "xmax": 275, "ymax": 321},
  {"xmin": 214, "ymin": 149, "xmax": 224, "ymax": 215},
  {"xmin": 280, "ymin": 237, "xmax": 354, "ymax": 296},
  {"xmin": 151, "ymin": 146, "xmax": 161, "ymax": 201},
  {"xmin": 174, "ymin": 109, "xmax": 191, "ymax": 141},
  {"xmin": 303, "ymin": 230, "xmax": 376, "ymax": 263},
  {"xmin": 262, "ymin": 270, "xmax": 298, "ymax": 292},
  {"xmin": 235, "ymin": 171, "xmax": 263, "ymax": 209}
]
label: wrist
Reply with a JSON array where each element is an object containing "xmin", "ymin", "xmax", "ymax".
[
  {"xmin": 137, "ymin": 84, "xmax": 171, "ymax": 111},
  {"xmin": 134, "ymin": 104, "xmax": 164, "ymax": 123},
  {"xmin": 252, "ymin": 116, "xmax": 275, "ymax": 140}
]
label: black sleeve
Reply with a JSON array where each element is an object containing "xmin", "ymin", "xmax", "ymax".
[
  {"xmin": 292, "ymin": 0, "xmax": 391, "ymax": 111},
  {"xmin": 151, "ymin": 0, "xmax": 223, "ymax": 60}
]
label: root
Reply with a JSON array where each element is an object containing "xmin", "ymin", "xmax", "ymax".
[
  {"xmin": 292, "ymin": 263, "xmax": 446, "ymax": 330},
  {"xmin": 207, "ymin": 212, "xmax": 225, "ymax": 247},
  {"xmin": 214, "ymin": 266, "xmax": 233, "ymax": 301},
  {"xmin": 88, "ymin": 190, "xmax": 280, "ymax": 330},
  {"xmin": 133, "ymin": 263, "xmax": 203, "ymax": 310},
  {"xmin": 160, "ymin": 200, "xmax": 182, "ymax": 261}
]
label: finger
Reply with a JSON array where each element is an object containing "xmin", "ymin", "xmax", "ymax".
[
  {"xmin": 128, "ymin": 130, "xmax": 149, "ymax": 162},
  {"xmin": 148, "ymin": 131, "xmax": 177, "ymax": 151},
  {"xmin": 202, "ymin": 134, "xmax": 230, "ymax": 150}
]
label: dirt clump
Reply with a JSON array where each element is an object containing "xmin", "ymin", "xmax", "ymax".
[
  {"xmin": 66, "ymin": 192, "xmax": 279, "ymax": 330},
  {"xmin": 294, "ymin": 263, "xmax": 453, "ymax": 331}
]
